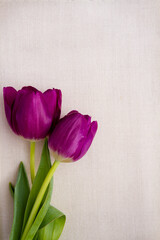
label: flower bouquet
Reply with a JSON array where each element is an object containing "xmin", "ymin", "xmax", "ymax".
[{"xmin": 3, "ymin": 86, "xmax": 98, "ymax": 240}]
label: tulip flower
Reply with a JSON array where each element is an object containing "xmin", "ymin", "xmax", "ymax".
[
  {"xmin": 48, "ymin": 110, "xmax": 98, "ymax": 162},
  {"xmin": 21, "ymin": 110, "xmax": 98, "ymax": 240},
  {"xmin": 3, "ymin": 86, "xmax": 61, "ymax": 139},
  {"xmin": 3, "ymin": 86, "xmax": 62, "ymax": 182}
]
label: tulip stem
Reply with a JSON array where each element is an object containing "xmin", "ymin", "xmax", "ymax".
[
  {"xmin": 30, "ymin": 141, "xmax": 35, "ymax": 184},
  {"xmin": 21, "ymin": 160, "xmax": 60, "ymax": 240}
]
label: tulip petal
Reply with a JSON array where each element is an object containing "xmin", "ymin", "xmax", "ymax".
[
  {"xmin": 43, "ymin": 89, "xmax": 62, "ymax": 126},
  {"xmin": 13, "ymin": 91, "xmax": 52, "ymax": 139},
  {"xmin": 74, "ymin": 121, "xmax": 98, "ymax": 160},
  {"xmin": 84, "ymin": 115, "xmax": 91, "ymax": 124},
  {"xmin": 3, "ymin": 87, "xmax": 17, "ymax": 131},
  {"xmin": 21, "ymin": 86, "xmax": 38, "ymax": 93},
  {"xmin": 49, "ymin": 113, "xmax": 85, "ymax": 159},
  {"xmin": 55, "ymin": 89, "xmax": 62, "ymax": 120},
  {"xmin": 67, "ymin": 110, "xmax": 78, "ymax": 116}
]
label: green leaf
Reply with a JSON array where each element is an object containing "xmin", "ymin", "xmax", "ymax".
[
  {"xmin": 24, "ymin": 179, "xmax": 53, "ymax": 240},
  {"xmin": 9, "ymin": 162, "xmax": 30, "ymax": 240},
  {"xmin": 9, "ymin": 182, "xmax": 15, "ymax": 198},
  {"xmin": 40, "ymin": 205, "xmax": 66, "ymax": 229},
  {"xmin": 33, "ymin": 233, "xmax": 38, "ymax": 240},
  {"xmin": 38, "ymin": 205, "xmax": 66, "ymax": 240},
  {"xmin": 22, "ymin": 139, "xmax": 51, "ymax": 230},
  {"xmin": 21, "ymin": 139, "xmax": 53, "ymax": 239}
]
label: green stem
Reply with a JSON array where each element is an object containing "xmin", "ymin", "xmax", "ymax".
[
  {"xmin": 21, "ymin": 160, "xmax": 60, "ymax": 240},
  {"xmin": 30, "ymin": 141, "xmax": 36, "ymax": 184}
]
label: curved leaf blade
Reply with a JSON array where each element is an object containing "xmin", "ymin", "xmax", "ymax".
[
  {"xmin": 9, "ymin": 162, "xmax": 30, "ymax": 240},
  {"xmin": 22, "ymin": 139, "xmax": 51, "ymax": 231},
  {"xmin": 40, "ymin": 205, "xmax": 66, "ymax": 229},
  {"xmin": 9, "ymin": 182, "xmax": 15, "ymax": 198},
  {"xmin": 25, "ymin": 179, "xmax": 53, "ymax": 240},
  {"xmin": 38, "ymin": 205, "xmax": 66, "ymax": 240},
  {"xmin": 21, "ymin": 139, "xmax": 54, "ymax": 239}
]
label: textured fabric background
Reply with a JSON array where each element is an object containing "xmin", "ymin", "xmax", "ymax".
[{"xmin": 0, "ymin": 1, "xmax": 160, "ymax": 239}]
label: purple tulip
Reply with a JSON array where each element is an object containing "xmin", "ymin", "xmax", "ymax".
[
  {"xmin": 3, "ymin": 86, "xmax": 62, "ymax": 140},
  {"xmin": 48, "ymin": 110, "xmax": 98, "ymax": 162}
]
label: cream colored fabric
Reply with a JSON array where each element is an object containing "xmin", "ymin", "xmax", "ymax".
[{"xmin": 0, "ymin": 1, "xmax": 160, "ymax": 239}]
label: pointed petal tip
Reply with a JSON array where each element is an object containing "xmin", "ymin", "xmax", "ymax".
[
  {"xmin": 3, "ymin": 86, "xmax": 17, "ymax": 96},
  {"xmin": 84, "ymin": 114, "xmax": 91, "ymax": 123},
  {"xmin": 90, "ymin": 121, "xmax": 98, "ymax": 135},
  {"xmin": 3, "ymin": 86, "xmax": 17, "ymax": 110},
  {"xmin": 21, "ymin": 86, "xmax": 38, "ymax": 93}
]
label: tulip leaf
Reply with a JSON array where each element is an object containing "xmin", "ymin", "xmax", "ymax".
[
  {"xmin": 9, "ymin": 162, "xmax": 30, "ymax": 240},
  {"xmin": 24, "ymin": 179, "xmax": 53, "ymax": 240},
  {"xmin": 9, "ymin": 182, "xmax": 15, "ymax": 198},
  {"xmin": 22, "ymin": 139, "xmax": 52, "ymax": 230},
  {"xmin": 33, "ymin": 234, "xmax": 39, "ymax": 240},
  {"xmin": 40, "ymin": 205, "xmax": 66, "ymax": 229},
  {"xmin": 21, "ymin": 139, "xmax": 53, "ymax": 239},
  {"xmin": 38, "ymin": 205, "xmax": 66, "ymax": 240},
  {"xmin": 31, "ymin": 204, "xmax": 66, "ymax": 240}
]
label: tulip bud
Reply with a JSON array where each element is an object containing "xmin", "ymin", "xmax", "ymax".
[
  {"xmin": 3, "ymin": 86, "xmax": 62, "ymax": 140},
  {"xmin": 48, "ymin": 110, "xmax": 98, "ymax": 162}
]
